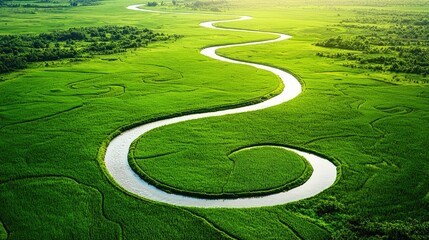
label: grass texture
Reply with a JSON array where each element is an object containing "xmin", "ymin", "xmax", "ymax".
[
  {"xmin": 131, "ymin": 144, "xmax": 313, "ymax": 198},
  {"xmin": 1, "ymin": 0, "xmax": 428, "ymax": 239}
]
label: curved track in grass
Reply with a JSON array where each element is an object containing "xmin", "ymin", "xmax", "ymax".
[{"xmin": 103, "ymin": 4, "xmax": 337, "ymax": 208}]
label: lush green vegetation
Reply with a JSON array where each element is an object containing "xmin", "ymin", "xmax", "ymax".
[
  {"xmin": 0, "ymin": 222, "xmax": 6, "ymax": 240},
  {"xmin": 186, "ymin": 0, "xmax": 228, "ymax": 12},
  {"xmin": 1, "ymin": 0, "xmax": 428, "ymax": 239},
  {"xmin": 146, "ymin": 1, "xmax": 158, "ymax": 7},
  {"xmin": 145, "ymin": 0, "xmax": 229, "ymax": 12},
  {"xmin": 315, "ymin": 9, "xmax": 429, "ymax": 79},
  {"xmin": 0, "ymin": 0, "xmax": 98, "ymax": 7},
  {"xmin": 225, "ymin": 146, "xmax": 312, "ymax": 194},
  {"xmin": 130, "ymin": 144, "xmax": 313, "ymax": 198},
  {"xmin": 0, "ymin": 25, "xmax": 180, "ymax": 73}
]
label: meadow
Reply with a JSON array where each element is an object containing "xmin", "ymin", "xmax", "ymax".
[{"xmin": 1, "ymin": 0, "xmax": 428, "ymax": 239}]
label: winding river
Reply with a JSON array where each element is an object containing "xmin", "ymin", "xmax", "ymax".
[{"xmin": 103, "ymin": 4, "xmax": 337, "ymax": 208}]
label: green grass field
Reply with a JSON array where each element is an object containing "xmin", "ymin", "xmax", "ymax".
[
  {"xmin": 131, "ymin": 144, "xmax": 313, "ymax": 198},
  {"xmin": 1, "ymin": 0, "xmax": 428, "ymax": 239}
]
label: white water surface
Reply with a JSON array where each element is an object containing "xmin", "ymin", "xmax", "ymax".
[{"xmin": 103, "ymin": 4, "xmax": 337, "ymax": 208}]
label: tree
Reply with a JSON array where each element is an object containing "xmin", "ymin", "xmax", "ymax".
[{"xmin": 69, "ymin": 0, "xmax": 78, "ymax": 6}]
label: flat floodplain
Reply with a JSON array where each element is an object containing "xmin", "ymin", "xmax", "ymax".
[{"xmin": 1, "ymin": 0, "xmax": 428, "ymax": 239}]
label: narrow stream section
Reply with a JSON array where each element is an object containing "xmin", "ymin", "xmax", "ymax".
[{"xmin": 103, "ymin": 4, "xmax": 337, "ymax": 208}]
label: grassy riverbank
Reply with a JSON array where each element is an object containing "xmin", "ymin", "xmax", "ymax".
[{"xmin": 1, "ymin": 0, "xmax": 428, "ymax": 239}]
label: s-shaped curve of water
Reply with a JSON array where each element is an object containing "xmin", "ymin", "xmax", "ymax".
[{"xmin": 103, "ymin": 4, "xmax": 337, "ymax": 208}]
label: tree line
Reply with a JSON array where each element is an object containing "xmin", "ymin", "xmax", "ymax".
[
  {"xmin": 0, "ymin": 0, "xmax": 99, "ymax": 7},
  {"xmin": 144, "ymin": 1, "xmax": 228, "ymax": 12},
  {"xmin": 0, "ymin": 25, "xmax": 182, "ymax": 73},
  {"xmin": 316, "ymin": 10, "xmax": 429, "ymax": 77}
]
